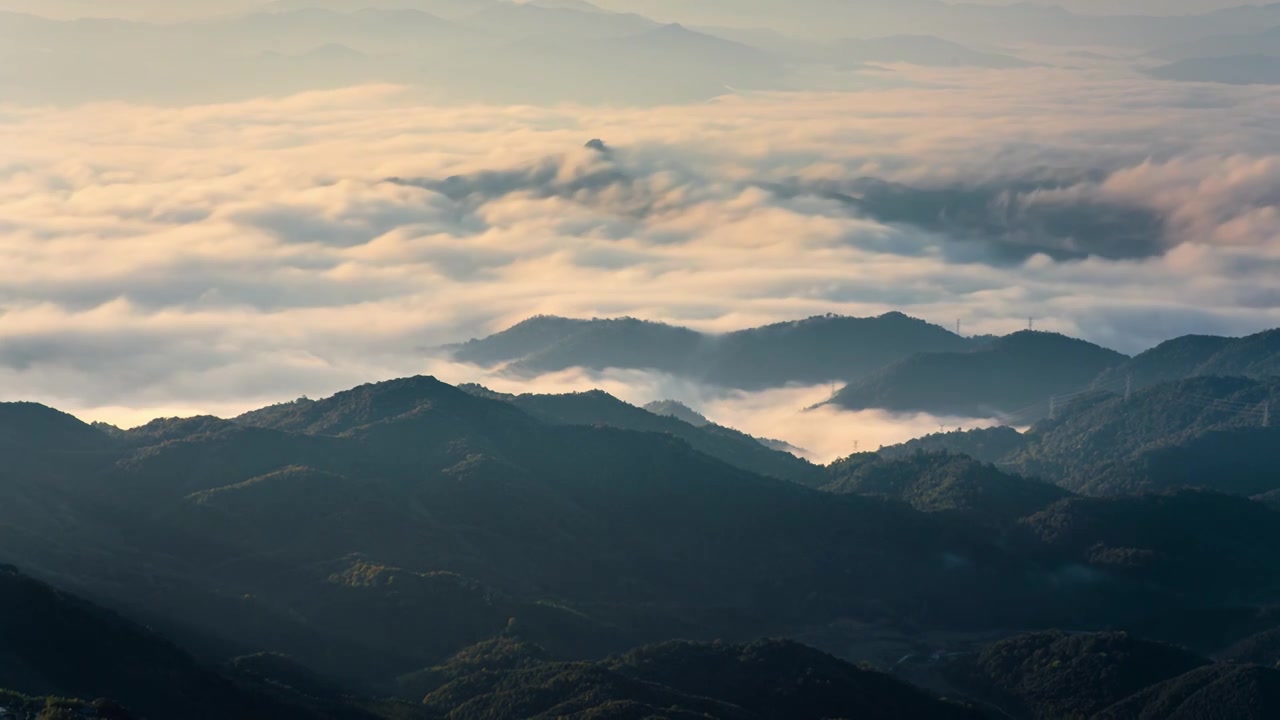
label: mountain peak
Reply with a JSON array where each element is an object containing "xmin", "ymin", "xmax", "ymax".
[
  {"xmin": 644, "ymin": 400, "xmax": 710, "ymax": 427},
  {"xmin": 0, "ymin": 401, "xmax": 111, "ymax": 448},
  {"xmin": 235, "ymin": 374, "xmax": 491, "ymax": 436}
]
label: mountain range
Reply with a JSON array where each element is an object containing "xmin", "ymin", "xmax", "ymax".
[
  {"xmin": 8, "ymin": 0, "xmax": 1280, "ymax": 103},
  {"xmin": 826, "ymin": 330, "xmax": 1128, "ymax": 418},
  {"xmin": 448, "ymin": 313, "xmax": 1277, "ymax": 420},
  {"xmin": 882, "ymin": 375, "xmax": 1280, "ymax": 496},
  {"xmin": 447, "ymin": 312, "xmax": 973, "ymax": 390},
  {"xmin": 4, "ymin": 367, "xmax": 1280, "ymax": 716}
]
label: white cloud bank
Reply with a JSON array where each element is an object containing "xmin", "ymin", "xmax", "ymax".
[{"xmin": 1, "ymin": 64, "xmax": 1278, "ymax": 443}]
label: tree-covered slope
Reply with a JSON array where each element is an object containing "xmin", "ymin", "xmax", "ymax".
[
  {"xmin": 876, "ymin": 376, "xmax": 1280, "ymax": 497},
  {"xmin": 823, "ymin": 452, "xmax": 1071, "ymax": 525},
  {"xmin": 459, "ymin": 385, "xmax": 822, "ymax": 486},
  {"xmin": 829, "ymin": 331, "xmax": 1127, "ymax": 417},
  {"xmin": 940, "ymin": 631, "xmax": 1208, "ymax": 720},
  {"xmin": 1096, "ymin": 663, "xmax": 1280, "ymax": 720},
  {"xmin": 2, "ymin": 377, "xmax": 1035, "ymax": 692},
  {"xmin": 421, "ymin": 639, "xmax": 983, "ymax": 720},
  {"xmin": 1002, "ymin": 376, "xmax": 1279, "ymax": 495},
  {"xmin": 0, "ymin": 565, "xmax": 339, "ymax": 720}
]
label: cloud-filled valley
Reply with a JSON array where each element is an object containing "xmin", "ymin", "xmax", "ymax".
[{"xmin": 1, "ymin": 2, "xmax": 1279, "ymax": 451}]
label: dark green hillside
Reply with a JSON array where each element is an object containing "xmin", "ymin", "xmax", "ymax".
[
  {"xmin": 0, "ymin": 376, "xmax": 1040, "ymax": 693},
  {"xmin": 236, "ymin": 376, "xmax": 538, "ymax": 438},
  {"xmin": 941, "ymin": 631, "xmax": 1207, "ymax": 719},
  {"xmin": 880, "ymin": 426, "xmax": 1030, "ymax": 464},
  {"xmin": 1096, "ymin": 663, "xmax": 1280, "ymax": 720},
  {"xmin": 693, "ymin": 312, "xmax": 973, "ymax": 389},
  {"xmin": 8, "ymin": 372, "xmax": 1280, "ymax": 716},
  {"xmin": 448, "ymin": 312, "xmax": 971, "ymax": 389},
  {"xmin": 1096, "ymin": 328, "xmax": 1280, "ymax": 391},
  {"xmin": 830, "ymin": 331, "xmax": 1127, "ymax": 417},
  {"xmin": 1219, "ymin": 626, "xmax": 1280, "ymax": 666},
  {"xmin": 0, "ymin": 403, "xmax": 117, "ymax": 479},
  {"xmin": 823, "ymin": 452, "xmax": 1071, "ymax": 525},
  {"xmin": 460, "ymin": 385, "xmax": 821, "ymax": 486},
  {"xmin": 1017, "ymin": 492, "xmax": 1280, "ymax": 605},
  {"xmin": 0, "ymin": 566, "xmax": 327, "ymax": 720},
  {"xmin": 876, "ymin": 376, "xmax": 1280, "ymax": 497},
  {"xmin": 420, "ymin": 639, "xmax": 982, "ymax": 719},
  {"xmin": 1004, "ymin": 376, "xmax": 1279, "ymax": 495},
  {"xmin": 642, "ymin": 400, "xmax": 710, "ymax": 426},
  {"xmin": 607, "ymin": 640, "xmax": 982, "ymax": 719}
]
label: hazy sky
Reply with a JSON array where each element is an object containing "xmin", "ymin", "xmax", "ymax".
[
  {"xmin": 0, "ymin": 0, "xmax": 1265, "ymax": 20},
  {"xmin": 971, "ymin": 0, "xmax": 1268, "ymax": 14},
  {"xmin": 1, "ymin": 0, "xmax": 1278, "ymax": 448}
]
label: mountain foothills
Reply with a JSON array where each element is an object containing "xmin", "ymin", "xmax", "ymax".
[{"xmin": 0, "ymin": 311, "xmax": 1279, "ymax": 719}]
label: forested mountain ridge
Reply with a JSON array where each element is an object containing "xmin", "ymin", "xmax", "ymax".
[
  {"xmin": 880, "ymin": 376, "xmax": 1280, "ymax": 496},
  {"xmin": 414, "ymin": 638, "xmax": 985, "ymax": 719},
  {"xmin": 447, "ymin": 312, "xmax": 972, "ymax": 389},
  {"xmin": 1095, "ymin": 328, "xmax": 1280, "ymax": 391},
  {"xmin": 4, "ymin": 370, "xmax": 1280, "ymax": 718},
  {"xmin": 828, "ymin": 331, "xmax": 1129, "ymax": 418},
  {"xmin": 449, "ymin": 314, "xmax": 1277, "ymax": 421},
  {"xmin": 0, "ymin": 381, "xmax": 1034, "ymax": 691},
  {"xmin": 823, "ymin": 452, "xmax": 1072, "ymax": 526},
  {"xmin": 458, "ymin": 384, "xmax": 823, "ymax": 485}
]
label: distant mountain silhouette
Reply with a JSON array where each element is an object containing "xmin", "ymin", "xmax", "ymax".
[
  {"xmin": 828, "ymin": 330, "xmax": 1128, "ymax": 418},
  {"xmin": 825, "ymin": 34, "xmax": 1031, "ymax": 68},
  {"xmin": 1151, "ymin": 54, "xmax": 1280, "ymax": 85},
  {"xmin": 1153, "ymin": 25, "xmax": 1280, "ymax": 61},
  {"xmin": 458, "ymin": 0, "xmax": 658, "ymax": 39},
  {"xmin": 448, "ymin": 312, "xmax": 972, "ymax": 389},
  {"xmin": 644, "ymin": 399, "xmax": 711, "ymax": 426}
]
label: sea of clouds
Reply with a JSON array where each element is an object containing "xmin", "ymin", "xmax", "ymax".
[{"xmin": 2, "ymin": 60, "xmax": 1279, "ymax": 455}]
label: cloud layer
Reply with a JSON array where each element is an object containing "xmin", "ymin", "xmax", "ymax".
[{"xmin": 2, "ymin": 63, "xmax": 1279, "ymax": 437}]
